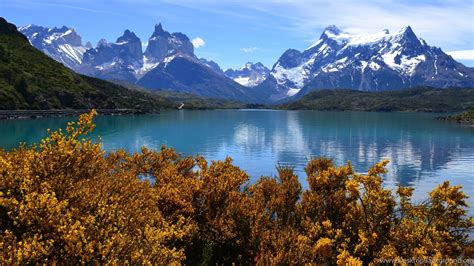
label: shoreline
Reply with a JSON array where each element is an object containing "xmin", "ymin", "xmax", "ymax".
[
  {"xmin": 436, "ymin": 108, "xmax": 474, "ymax": 125},
  {"xmin": 0, "ymin": 109, "xmax": 150, "ymax": 120},
  {"xmin": 1, "ymin": 108, "xmax": 461, "ymax": 120}
]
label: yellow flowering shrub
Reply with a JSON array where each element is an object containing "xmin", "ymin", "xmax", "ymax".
[{"xmin": 0, "ymin": 111, "xmax": 472, "ymax": 264}]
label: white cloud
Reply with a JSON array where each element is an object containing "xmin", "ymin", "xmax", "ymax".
[
  {"xmin": 191, "ymin": 37, "xmax": 205, "ymax": 48},
  {"xmin": 240, "ymin": 47, "xmax": 257, "ymax": 53},
  {"xmin": 446, "ymin": 50, "xmax": 474, "ymax": 60}
]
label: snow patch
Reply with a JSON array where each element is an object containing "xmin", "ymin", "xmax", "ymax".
[
  {"xmin": 234, "ymin": 77, "xmax": 251, "ymax": 86},
  {"xmin": 287, "ymin": 88, "xmax": 301, "ymax": 97},
  {"xmin": 368, "ymin": 61, "xmax": 380, "ymax": 71},
  {"xmin": 58, "ymin": 44, "xmax": 86, "ymax": 64},
  {"xmin": 95, "ymin": 61, "xmax": 117, "ymax": 71},
  {"xmin": 271, "ymin": 63, "xmax": 309, "ymax": 89},
  {"xmin": 382, "ymin": 52, "xmax": 425, "ymax": 76},
  {"xmin": 324, "ymin": 29, "xmax": 392, "ymax": 47},
  {"xmin": 306, "ymin": 39, "xmax": 323, "ymax": 50},
  {"xmin": 134, "ymin": 55, "xmax": 159, "ymax": 77}
]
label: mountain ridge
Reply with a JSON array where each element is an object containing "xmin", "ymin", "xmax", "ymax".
[{"xmin": 19, "ymin": 22, "xmax": 473, "ymax": 103}]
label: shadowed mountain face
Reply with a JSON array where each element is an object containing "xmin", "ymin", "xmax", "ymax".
[
  {"xmin": 137, "ymin": 57, "xmax": 252, "ymax": 100},
  {"xmin": 255, "ymin": 25, "xmax": 473, "ymax": 102}
]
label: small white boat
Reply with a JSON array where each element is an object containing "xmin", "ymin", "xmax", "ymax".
[{"xmin": 178, "ymin": 103, "xmax": 184, "ymax": 110}]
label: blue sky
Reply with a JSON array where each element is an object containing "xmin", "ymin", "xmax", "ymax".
[{"xmin": 2, "ymin": 0, "xmax": 473, "ymax": 69}]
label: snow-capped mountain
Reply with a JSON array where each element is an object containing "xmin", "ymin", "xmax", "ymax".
[
  {"xmin": 19, "ymin": 25, "xmax": 87, "ymax": 69},
  {"xmin": 225, "ymin": 62, "xmax": 270, "ymax": 87},
  {"xmin": 258, "ymin": 25, "xmax": 473, "ymax": 101},
  {"xmin": 20, "ymin": 22, "xmax": 252, "ymax": 101}
]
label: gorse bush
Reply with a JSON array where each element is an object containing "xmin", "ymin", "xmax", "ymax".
[{"xmin": 0, "ymin": 111, "xmax": 472, "ymax": 264}]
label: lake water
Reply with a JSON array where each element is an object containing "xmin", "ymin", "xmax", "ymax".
[{"xmin": 1, "ymin": 110, "xmax": 473, "ymax": 207}]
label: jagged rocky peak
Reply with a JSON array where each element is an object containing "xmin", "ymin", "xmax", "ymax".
[
  {"xmin": 96, "ymin": 38, "xmax": 108, "ymax": 47},
  {"xmin": 116, "ymin": 30, "xmax": 142, "ymax": 58},
  {"xmin": 200, "ymin": 58, "xmax": 224, "ymax": 74},
  {"xmin": 115, "ymin": 30, "xmax": 143, "ymax": 63},
  {"xmin": 391, "ymin": 25, "xmax": 425, "ymax": 52},
  {"xmin": 144, "ymin": 22, "xmax": 194, "ymax": 62},
  {"xmin": 117, "ymin": 29, "xmax": 140, "ymax": 43},
  {"xmin": 85, "ymin": 41, "xmax": 93, "ymax": 49},
  {"xmin": 277, "ymin": 49, "xmax": 304, "ymax": 68},
  {"xmin": 323, "ymin": 25, "xmax": 342, "ymax": 35},
  {"xmin": 398, "ymin": 25, "xmax": 415, "ymax": 36},
  {"xmin": 150, "ymin": 23, "xmax": 170, "ymax": 38}
]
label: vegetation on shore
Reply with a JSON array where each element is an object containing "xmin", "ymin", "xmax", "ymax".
[
  {"xmin": 439, "ymin": 107, "xmax": 474, "ymax": 125},
  {"xmin": 0, "ymin": 111, "xmax": 472, "ymax": 264},
  {"xmin": 280, "ymin": 87, "xmax": 474, "ymax": 112}
]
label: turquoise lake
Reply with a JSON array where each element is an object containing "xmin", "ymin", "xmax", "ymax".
[{"xmin": 1, "ymin": 110, "xmax": 473, "ymax": 207}]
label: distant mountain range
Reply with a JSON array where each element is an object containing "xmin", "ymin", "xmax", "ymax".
[
  {"xmin": 19, "ymin": 23, "xmax": 256, "ymax": 102},
  {"xmin": 19, "ymin": 23, "xmax": 473, "ymax": 103}
]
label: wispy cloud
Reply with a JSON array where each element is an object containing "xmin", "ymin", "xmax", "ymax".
[
  {"xmin": 249, "ymin": 0, "xmax": 473, "ymax": 47},
  {"xmin": 446, "ymin": 50, "xmax": 474, "ymax": 60},
  {"xmin": 6, "ymin": 0, "xmax": 118, "ymax": 15},
  {"xmin": 22, "ymin": 0, "xmax": 473, "ymax": 49},
  {"xmin": 141, "ymin": 0, "xmax": 473, "ymax": 49},
  {"xmin": 240, "ymin": 47, "xmax": 257, "ymax": 53},
  {"xmin": 191, "ymin": 37, "xmax": 206, "ymax": 48}
]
